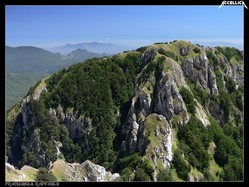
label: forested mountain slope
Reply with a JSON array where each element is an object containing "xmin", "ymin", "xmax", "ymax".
[{"xmin": 6, "ymin": 40, "xmax": 244, "ymax": 182}]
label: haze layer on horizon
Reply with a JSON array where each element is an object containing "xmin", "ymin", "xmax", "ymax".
[{"xmin": 6, "ymin": 5, "xmax": 243, "ymax": 49}]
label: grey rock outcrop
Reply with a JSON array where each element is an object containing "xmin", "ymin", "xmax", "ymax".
[
  {"xmin": 127, "ymin": 120, "xmax": 139, "ymax": 152},
  {"xmin": 50, "ymin": 159, "xmax": 120, "ymax": 182},
  {"xmin": 154, "ymin": 73, "xmax": 188, "ymax": 122},
  {"xmin": 195, "ymin": 101, "xmax": 210, "ymax": 126},
  {"xmin": 208, "ymin": 66, "xmax": 218, "ymax": 95},
  {"xmin": 33, "ymin": 85, "xmax": 47, "ymax": 101},
  {"xmin": 154, "ymin": 57, "xmax": 189, "ymax": 123},
  {"xmin": 81, "ymin": 160, "xmax": 120, "ymax": 181},
  {"xmin": 224, "ymin": 57, "xmax": 244, "ymax": 84},
  {"xmin": 49, "ymin": 105, "xmax": 93, "ymax": 140},
  {"xmin": 6, "ymin": 159, "xmax": 120, "ymax": 182},
  {"xmin": 141, "ymin": 47, "xmax": 157, "ymax": 63},
  {"xmin": 182, "ymin": 53, "xmax": 218, "ymax": 95},
  {"xmin": 180, "ymin": 46, "xmax": 189, "ymax": 56}
]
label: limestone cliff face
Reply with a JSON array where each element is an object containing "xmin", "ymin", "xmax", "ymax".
[
  {"xmin": 182, "ymin": 53, "xmax": 218, "ymax": 95},
  {"xmin": 223, "ymin": 55, "xmax": 243, "ymax": 84},
  {"xmin": 141, "ymin": 47, "xmax": 157, "ymax": 63},
  {"xmin": 49, "ymin": 106, "xmax": 92, "ymax": 139},
  {"xmin": 121, "ymin": 48, "xmax": 191, "ymax": 180},
  {"xmin": 8, "ymin": 80, "xmax": 94, "ymax": 167},
  {"xmin": 7, "ymin": 80, "xmax": 49, "ymax": 167},
  {"xmin": 154, "ymin": 60, "xmax": 189, "ymax": 122}
]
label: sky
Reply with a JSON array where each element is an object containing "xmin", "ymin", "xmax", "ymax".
[{"xmin": 5, "ymin": 5, "xmax": 244, "ymax": 49}]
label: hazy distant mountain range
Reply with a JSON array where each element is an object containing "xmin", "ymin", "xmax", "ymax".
[
  {"xmin": 193, "ymin": 41, "xmax": 243, "ymax": 50},
  {"xmin": 46, "ymin": 41, "xmax": 243, "ymax": 54},
  {"xmin": 46, "ymin": 42, "xmax": 133, "ymax": 55}
]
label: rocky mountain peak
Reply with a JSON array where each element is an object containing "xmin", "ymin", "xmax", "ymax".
[{"xmin": 6, "ymin": 40, "xmax": 244, "ymax": 182}]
